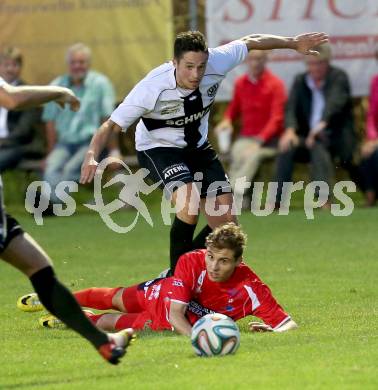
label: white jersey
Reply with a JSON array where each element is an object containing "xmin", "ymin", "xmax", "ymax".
[{"xmin": 111, "ymin": 40, "xmax": 248, "ymax": 151}]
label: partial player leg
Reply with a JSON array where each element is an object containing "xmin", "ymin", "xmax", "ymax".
[
  {"xmin": 192, "ymin": 224, "xmax": 212, "ymax": 249},
  {"xmin": 202, "ymin": 193, "xmax": 237, "ymax": 230},
  {"xmin": 86, "ymin": 312, "xmax": 141, "ymax": 332},
  {"xmin": 74, "ymin": 287, "xmax": 123, "ymax": 311},
  {"xmin": 1, "ymin": 233, "xmax": 132, "ymax": 364},
  {"xmin": 170, "ymin": 182, "xmax": 200, "ymax": 271},
  {"xmin": 74, "ymin": 285, "xmax": 143, "ymax": 314},
  {"xmin": 193, "ymin": 145, "xmax": 237, "ymax": 237}
]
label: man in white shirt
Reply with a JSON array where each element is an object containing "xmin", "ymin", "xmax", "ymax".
[{"xmin": 80, "ymin": 30, "xmax": 328, "ymax": 273}]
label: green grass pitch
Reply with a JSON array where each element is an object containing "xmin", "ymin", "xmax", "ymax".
[{"xmin": 0, "ymin": 206, "xmax": 377, "ymax": 389}]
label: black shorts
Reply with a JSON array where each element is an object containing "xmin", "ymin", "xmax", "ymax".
[
  {"xmin": 0, "ymin": 213, "xmax": 24, "ymax": 253},
  {"xmin": 137, "ymin": 142, "xmax": 231, "ymax": 198}
]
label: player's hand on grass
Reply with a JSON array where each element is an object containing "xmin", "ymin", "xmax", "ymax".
[
  {"xmin": 249, "ymin": 321, "xmax": 273, "ymax": 332},
  {"xmin": 56, "ymin": 87, "xmax": 81, "ymax": 111},
  {"xmin": 80, "ymin": 151, "xmax": 98, "ymax": 184},
  {"xmin": 294, "ymin": 32, "xmax": 328, "ymax": 56}
]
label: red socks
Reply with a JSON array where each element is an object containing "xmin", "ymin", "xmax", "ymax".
[
  {"xmin": 74, "ymin": 287, "xmax": 120, "ymax": 310},
  {"xmin": 74, "ymin": 288, "xmax": 139, "ymax": 330}
]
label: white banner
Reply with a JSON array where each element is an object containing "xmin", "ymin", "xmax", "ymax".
[{"xmin": 206, "ymin": 0, "xmax": 378, "ymax": 100}]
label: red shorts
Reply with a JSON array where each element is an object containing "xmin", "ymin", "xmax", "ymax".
[{"xmin": 121, "ymin": 278, "xmax": 173, "ymax": 331}]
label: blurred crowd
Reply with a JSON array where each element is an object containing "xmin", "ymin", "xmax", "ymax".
[
  {"xmin": 0, "ymin": 43, "xmax": 122, "ymax": 213},
  {"xmin": 215, "ymin": 44, "xmax": 378, "ymax": 208},
  {"xmin": 1, "ymin": 43, "xmax": 378, "ymax": 208}
]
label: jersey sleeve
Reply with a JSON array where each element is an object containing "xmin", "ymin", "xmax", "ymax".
[
  {"xmin": 174, "ymin": 252, "xmax": 197, "ymax": 290},
  {"xmin": 208, "ymin": 40, "xmax": 248, "ymax": 75},
  {"xmin": 244, "ymin": 273, "xmax": 290, "ymax": 330},
  {"xmin": 0, "ymin": 77, "xmax": 6, "ymax": 87},
  {"xmin": 110, "ymin": 80, "xmax": 158, "ymax": 131},
  {"xmin": 167, "ymin": 278, "xmax": 191, "ymax": 305}
]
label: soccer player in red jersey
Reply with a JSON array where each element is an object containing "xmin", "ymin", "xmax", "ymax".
[{"xmin": 21, "ymin": 223, "xmax": 297, "ymax": 334}]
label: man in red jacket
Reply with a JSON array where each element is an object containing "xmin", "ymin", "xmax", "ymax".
[{"xmin": 215, "ymin": 50, "xmax": 286, "ymax": 208}]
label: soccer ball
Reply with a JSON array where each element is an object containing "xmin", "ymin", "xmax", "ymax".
[{"xmin": 191, "ymin": 313, "xmax": 240, "ymax": 357}]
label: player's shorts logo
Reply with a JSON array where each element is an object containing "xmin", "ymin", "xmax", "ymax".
[
  {"xmin": 207, "ymin": 83, "xmax": 219, "ymax": 97},
  {"xmin": 163, "ymin": 164, "xmax": 190, "ymax": 180}
]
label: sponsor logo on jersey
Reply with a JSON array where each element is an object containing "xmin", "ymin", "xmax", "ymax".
[
  {"xmin": 165, "ymin": 104, "xmax": 212, "ymax": 127},
  {"xmin": 161, "ymin": 103, "xmax": 182, "ymax": 116},
  {"xmin": 188, "ymin": 301, "xmax": 215, "ymax": 317},
  {"xmin": 163, "ymin": 164, "xmax": 190, "ymax": 180},
  {"xmin": 207, "ymin": 83, "xmax": 219, "ymax": 97}
]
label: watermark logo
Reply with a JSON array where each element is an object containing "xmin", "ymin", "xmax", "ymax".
[
  {"xmin": 24, "ymin": 158, "xmax": 357, "ymax": 232},
  {"xmin": 84, "ymin": 157, "xmax": 161, "ymax": 233}
]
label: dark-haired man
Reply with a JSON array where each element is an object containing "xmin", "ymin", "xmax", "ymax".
[
  {"xmin": 0, "ymin": 77, "xmax": 133, "ymax": 364},
  {"xmin": 80, "ymin": 30, "xmax": 328, "ymax": 273},
  {"xmin": 19, "ymin": 223, "xmax": 298, "ymax": 335}
]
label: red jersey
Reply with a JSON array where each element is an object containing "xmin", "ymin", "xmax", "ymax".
[{"xmin": 132, "ymin": 250, "xmax": 290, "ymax": 331}]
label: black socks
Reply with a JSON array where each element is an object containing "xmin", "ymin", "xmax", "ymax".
[
  {"xmin": 30, "ymin": 266, "xmax": 108, "ymax": 348},
  {"xmin": 170, "ymin": 218, "xmax": 213, "ymax": 272},
  {"xmin": 192, "ymin": 225, "xmax": 212, "ymax": 250},
  {"xmin": 170, "ymin": 217, "xmax": 196, "ymax": 272}
]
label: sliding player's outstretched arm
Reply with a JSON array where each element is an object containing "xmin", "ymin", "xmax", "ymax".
[
  {"xmin": 169, "ymin": 301, "xmax": 192, "ymax": 336},
  {"xmin": 80, "ymin": 119, "xmax": 123, "ymax": 184},
  {"xmin": 0, "ymin": 83, "xmax": 80, "ymax": 111},
  {"xmin": 241, "ymin": 32, "xmax": 328, "ymax": 54},
  {"xmin": 249, "ymin": 319, "xmax": 298, "ymax": 333}
]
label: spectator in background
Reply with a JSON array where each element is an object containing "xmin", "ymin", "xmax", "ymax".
[
  {"xmin": 360, "ymin": 52, "xmax": 378, "ymax": 207},
  {"xmin": 275, "ymin": 44, "xmax": 356, "ymax": 207},
  {"xmin": 215, "ymin": 50, "xmax": 286, "ymax": 206},
  {"xmin": 0, "ymin": 47, "xmax": 40, "ymax": 172},
  {"xmin": 42, "ymin": 43, "xmax": 117, "ymax": 206}
]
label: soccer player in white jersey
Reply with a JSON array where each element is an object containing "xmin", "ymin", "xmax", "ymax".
[
  {"xmin": 0, "ymin": 78, "xmax": 134, "ymax": 364},
  {"xmin": 80, "ymin": 31, "xmax": 328, "ymax": 273}
]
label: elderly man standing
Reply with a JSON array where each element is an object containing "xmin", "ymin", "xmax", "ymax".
[
  {"xmin": 275, "ymin": 44, "xmax": 356, "ymax": 207},
  {"xmin": 215, "ymin": 50, "xmax": 286, "ymax": 206},
  {"xmin": 42, "ymin": 43, "xmax": 116, "ymax": 205}
]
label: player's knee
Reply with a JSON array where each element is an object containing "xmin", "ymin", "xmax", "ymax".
[
  {"xmin": 173, "ymin": 183, "xmax": 200, "ymax": 214},
  {"xmin": 96, "ymin": 314, "xmax": 119, "ymax": 332},
  {"xmin": 111, "ymin": 288, "xmax": 125, "ymax": 311}
]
